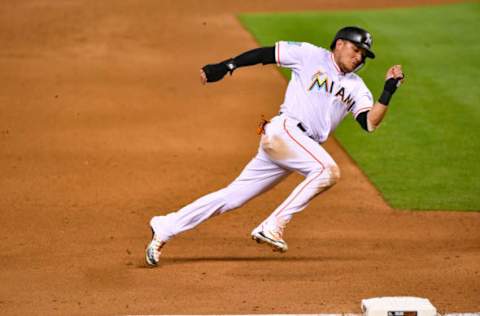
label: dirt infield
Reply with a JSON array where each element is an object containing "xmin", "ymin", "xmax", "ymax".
[{"xmin": 0, "ymin": 0, "xmax": 478, "ymax": 315}]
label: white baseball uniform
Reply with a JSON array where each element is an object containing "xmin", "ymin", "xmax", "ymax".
[{"xmin": 151, "ymin": 41, "xmax": 374, "ymax": 242}]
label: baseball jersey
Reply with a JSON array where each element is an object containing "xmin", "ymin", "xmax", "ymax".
[{"xmin": 275, "ymin": 41, "xmax": 374, "ymax": 143}]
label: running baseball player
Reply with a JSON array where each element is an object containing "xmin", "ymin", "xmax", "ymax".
[{"xmin": 145, "ymin": 26, "xmax": 404, "ymax": 266}]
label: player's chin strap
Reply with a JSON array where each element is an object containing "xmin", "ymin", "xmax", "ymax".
[
  {"xmin": 353, "ymin": 56, "xmax": 366, "ymax": 73},
  {"xmin": 353, "ymin": 63, "xmax": 364, "ymax": 73}
]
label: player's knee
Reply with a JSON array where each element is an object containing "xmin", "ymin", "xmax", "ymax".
[
  {"xmin": 315, "ymin": 164, "xmax": 340, "ymax": 189},
  {"xmin": 308, "ymin": 164, "xmax": 340, "ymax": 193},
  {"xmin": 327, "ymin": 164, "xmax": 341, "ymax": 186}
]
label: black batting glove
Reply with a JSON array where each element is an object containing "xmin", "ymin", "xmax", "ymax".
[{"xmin": 202, "ymin": 59, "xmax": 237, "ymax": 83}]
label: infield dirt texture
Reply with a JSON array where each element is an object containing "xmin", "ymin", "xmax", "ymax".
[{"xmin": 0, "ymin": 0, "xmax": 479, "ymax": 315}]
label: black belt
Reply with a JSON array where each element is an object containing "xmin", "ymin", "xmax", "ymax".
[
  {"xmin": 279, "ymin": 112, "xmax": 312, "ymax": 139},
  {"xmin": 297, "ymin": 122, "xmax": 307, "ymax": 133},
  {"xmin": 297, "ymin": 122, "xmax": 317, "ymax": 142}
]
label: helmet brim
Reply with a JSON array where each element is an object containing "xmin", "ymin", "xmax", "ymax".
[
  {"xmin": 330, "ymin": 38, "xmax": 376, "ymax": 59},
  {"xmin": 355, "ymin": 42, "xmax": 375, "ymax": 59}
]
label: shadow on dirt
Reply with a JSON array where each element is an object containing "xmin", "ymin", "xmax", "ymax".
[{"xmin": 134, "ymin": 255, "xmax": 364, "ymax": 268}]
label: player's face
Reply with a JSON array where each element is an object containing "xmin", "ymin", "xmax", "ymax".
[{"xmin": 334, "ymin": 40, "xmax": 366, "ymax": 73}]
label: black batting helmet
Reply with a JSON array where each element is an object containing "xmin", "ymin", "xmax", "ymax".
[{"xmin": 330, "ymin": 26, "xmax": 375, "ymax": 59}]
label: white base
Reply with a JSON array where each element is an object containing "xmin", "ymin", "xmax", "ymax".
[{"xmin": 362, "ymin": 297, "xmax": 437, "ymax": 316}]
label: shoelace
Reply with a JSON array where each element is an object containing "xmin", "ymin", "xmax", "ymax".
[
  {"xmin": 152, "ymin": 239, "xmax": 165, "ymax": 253},
  {"xmin": 271, "ymin": 225, "xmax": 285, "ymax": 241}
]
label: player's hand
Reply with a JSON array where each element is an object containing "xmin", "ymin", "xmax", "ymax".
[
  {"xmin": 385, "ymin": 64, "xmax": 405, "ymax": 87},
  {"xmin": 200, "ymin": 69, "xmax": 208, "ymax": 85},
  {"xmin": 201, "ymin": 62, "xmax": 229, "ymax": 83},
  {"xmin": 201, "ymin": 59, "xmax": 236, "ymax": 84},
  {"xmin": 378, "ymin": 65, "xmax": 405, "ymax": 106}
]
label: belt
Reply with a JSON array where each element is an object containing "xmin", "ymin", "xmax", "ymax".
[
  {"xmin": 279, "ymin": 112, "xmax": 313, "ymax": 140},
  {"xmin": 297, "ymin": 122, "xmax": 307, "ymax": 133},
  {"xmin": 297, "ymin": 122, "xmax": 316, "ymax": 142}
]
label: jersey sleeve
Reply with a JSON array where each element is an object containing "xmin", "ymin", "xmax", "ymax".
[
  {"xmin": 275, "ymin": 41, "xmax": 317, "ymax": 71},
  {"xmin": 351, "ymin": 82, "xmax": 374, "ymax": 119}
]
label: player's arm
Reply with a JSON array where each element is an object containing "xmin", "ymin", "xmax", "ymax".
[
  {"xmin": 356, "ymin": 65, "xmax": 405, "ymax": 132},
  {"xmin": 200, "ymin": 47, "xmax": 275, "ymax": 84}
]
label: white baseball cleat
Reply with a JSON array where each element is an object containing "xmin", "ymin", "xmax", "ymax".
[
  {"xmin": 145, "ymin": 228, "xmax": 166, "ymax": 266},
  {"xmin": 251, "ymin": 226, "xmax": 288, "ymax": 253},
  {"xmin": 145, "ymin": 216, "xmax": 170, "ymax": 266}
]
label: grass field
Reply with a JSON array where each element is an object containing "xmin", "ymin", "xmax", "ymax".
[{"xmin": 239, "ymin": 2, "xmax": 480, "ymax": 211}]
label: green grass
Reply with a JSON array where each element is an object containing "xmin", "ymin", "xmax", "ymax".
[{"xmin": 239, "ymin": 2, "xmax": 480, "ymax": 211}]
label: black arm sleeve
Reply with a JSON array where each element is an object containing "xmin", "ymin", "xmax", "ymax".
[
  {"xmin": 356, "ymin": 111, "xmax": 370, "ymax": 132},
  {"xmin": 202, "ymin": 47, "xmax": 275, "ymax": 83},
  {"xmin": 232, "ymin": 46, "xmax": 276, "ymax": 67}
]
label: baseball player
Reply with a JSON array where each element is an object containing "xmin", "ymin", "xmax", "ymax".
[{"xmin": 145, "ymin": 26, "xmax": 404, "ymax": 266}]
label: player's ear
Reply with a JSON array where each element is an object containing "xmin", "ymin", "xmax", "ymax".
[
  {"xmin": 335, "ymin": 39, "xmax": 344, "ymax": 50},
  {"xmin": 332, "ymin": 39, "xmax": 344, "ymax": 56}
]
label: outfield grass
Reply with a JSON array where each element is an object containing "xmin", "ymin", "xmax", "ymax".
[{"xmin": 239, "ymin": 2, "xmax": 480, "ymax": 211}]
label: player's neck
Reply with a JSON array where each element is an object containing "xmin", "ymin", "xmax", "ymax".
[{"xmin": 330, "ymin": 52, "xmax": 346, "ymax": 75}]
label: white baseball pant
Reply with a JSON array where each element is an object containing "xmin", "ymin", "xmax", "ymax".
[{"xmin": 151, "ymin": 114, "xmax": 340, "ymax": 242}]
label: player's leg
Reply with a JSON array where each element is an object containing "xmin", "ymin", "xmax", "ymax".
[
  {"xmin": 151, "ymin": 153, "xmax": 289, "ymax": 241},
  {"xmin": 146, "ymin": 148, "xmax": 289, "ymax": 265},
  {"xmin": 251, "ymin": 116, "xmax": 340, "ymax": 252}
]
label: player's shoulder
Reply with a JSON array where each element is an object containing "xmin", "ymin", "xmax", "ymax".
[
  {"xmin": 279, "ymin": 41, "xmax": 324, "ymax": 52},
  {"xmin": 344, "ymin": 72, "xmax": 372, "ymax": 96},
  {"xmin": 346, "ymin": 72, "xmax": 368, "ymax": 87}
]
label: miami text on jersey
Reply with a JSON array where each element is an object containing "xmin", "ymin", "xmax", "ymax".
[{"xmin": 308, "ymin": 70, "xmax": 356, "ymax": 110}]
